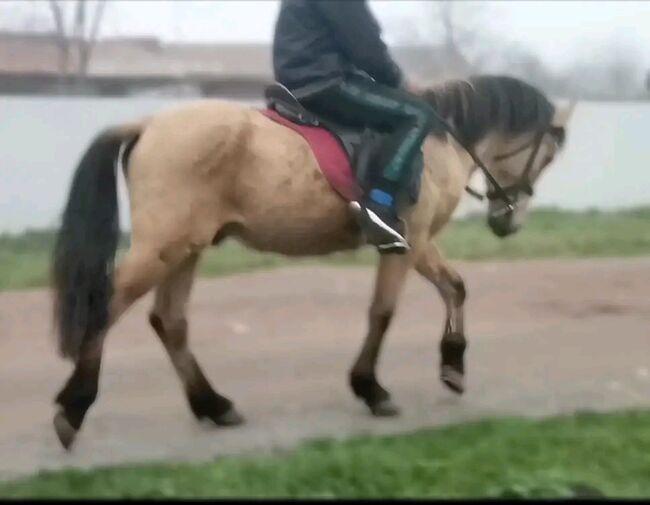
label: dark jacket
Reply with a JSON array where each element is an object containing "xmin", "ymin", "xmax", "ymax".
[{"xmin": 272, "ymin": 0, "xmax": 404, "ymax": 96}]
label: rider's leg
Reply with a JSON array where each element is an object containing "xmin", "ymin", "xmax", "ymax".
[{"xmin": 301, "ymin": 76, "xmax": 434, "ymax": 253}]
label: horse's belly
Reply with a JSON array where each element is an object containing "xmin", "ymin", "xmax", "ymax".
[
  {"xmin": 235, "ymin": 169, "xmax": 362, "ymax": 255},
  {"xmin": 238, "ymin": 200, "xmax": 362, "ymax": 256}
]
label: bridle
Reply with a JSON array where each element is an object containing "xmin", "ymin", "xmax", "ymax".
[
  {"xmin": 427, "ymin": 105, "xmax": 555, "ymax": 218},
  {"xmin": 421, "ymin": 86, "xmax": 571, "ymax": 216},
  {"xmin": 485, "ymin": 130, "xmax": 546, "ymax": 202},
  {"xmin": 465, "ymin": 129, "xmax": 551, "ymax": 210}
]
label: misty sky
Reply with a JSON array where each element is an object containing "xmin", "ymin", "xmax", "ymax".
[{"xmin": 6, "ymin": 1, "xmax": 650, "ymax": 72}]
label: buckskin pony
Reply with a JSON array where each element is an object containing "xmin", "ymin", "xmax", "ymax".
[{"xmin": 50, "ymin": 75, "xmax": 575, "ymax": 449}]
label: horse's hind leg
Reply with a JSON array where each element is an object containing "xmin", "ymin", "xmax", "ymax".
[
  {"xmin": 54, "ymin": 243, "xmax": 186, "ymax": 449},
  {"xmin": 148, "ymin": 253, "xmax": 244, "ymax": 427},
  {"xmin": 415, "ymin": 241, "xmax": 467, "ymax": 394},
  {"xmin": 349, "ymin": 254, "xmax": 412, "ymax": 417},
  {"xmin": 53, "ymin": 339, "xmax": 104, "ymax": 450}
]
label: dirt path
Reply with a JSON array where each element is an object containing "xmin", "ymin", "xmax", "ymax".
[{"xmin": 1, "ymin": 258, "xmax": 649, "ymax": 480}]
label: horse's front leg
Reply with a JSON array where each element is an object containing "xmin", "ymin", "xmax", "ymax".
[
  {"xmin": 415, "ymin": 241, "xmax": 467, "ymax": 394},
  {"xmin": 349, "ymin": 253, "xmax": 413, "ymax": 416}
]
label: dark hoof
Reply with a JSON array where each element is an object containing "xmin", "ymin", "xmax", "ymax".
[
  {"xmin": 204, "ymin": 407, "xmax": 245, "ymax": 427},
  {"xmin": 53, "ymin": 410, "xmax": 77, "ymax": 451},
  {"xmin": 369, "ymin": 399, "xmax": 401, "ymax": 417},
  {"xmin": 441, "ymin": 366, "xmax": 465, "ymax": 395}
]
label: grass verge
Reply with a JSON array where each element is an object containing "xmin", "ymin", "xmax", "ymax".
[
  {"xmin": 1, "ymin": 410, "xmax": 649, "ymax": 498},
  {"xmin": 1, "ymin": 207, "xmax": 649, "ymax": 291}
]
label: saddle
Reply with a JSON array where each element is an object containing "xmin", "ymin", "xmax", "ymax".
[{"xmin": 262, "ymin": 83, "xmax": 421, "ymax": 206}]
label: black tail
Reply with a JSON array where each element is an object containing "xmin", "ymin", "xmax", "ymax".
[{"xmin": 52, "ymin": 126, "xmax": 137, "ymax": 360}]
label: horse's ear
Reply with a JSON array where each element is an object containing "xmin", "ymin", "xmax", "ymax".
[{"xmin": 552, "ymin": 99, "xmax": 577, "ymax": 127}]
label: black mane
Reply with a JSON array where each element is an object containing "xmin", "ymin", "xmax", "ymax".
[{"xmin": 423, "ymin": 75, "xmax": 555, "ymax": 146}]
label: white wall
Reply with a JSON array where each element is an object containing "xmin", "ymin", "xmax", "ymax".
[{"xmin": 1, "ymin": 97, "xmax": 648, "ymax": 233}]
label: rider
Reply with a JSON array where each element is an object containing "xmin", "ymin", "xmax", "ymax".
[{"xmin": 272, "ymin": 0, "xmax": 435, "ymax": 254}]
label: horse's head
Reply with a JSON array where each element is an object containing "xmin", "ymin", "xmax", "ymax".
[
  {"xmin": 484, "ymin": 100, "xmax": 576, "ymax": 237},
  {"xmin": 423, "ymin": 76, "xmax": 577, "ymax": 237}
]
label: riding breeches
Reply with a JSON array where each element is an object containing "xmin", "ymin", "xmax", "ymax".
[{"xmin": 300, "ymin": 75, "xmax": 435, "ymax": 209}]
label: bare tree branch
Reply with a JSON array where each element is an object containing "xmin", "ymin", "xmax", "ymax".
[
  {"xmin": 48, "ymin": 0, "xmax": 65, "ymax": 35},
  {"xmin": 43, "ymin": 0, "xmax": 109, "ymax": 86},
  {"xmin": 48, "ymin": 0, "xmax": 70, "ymax": 76},
  {"xmin": 72, "ymin": 0, "xmax": 85, "ymax": 41},
  {"xmin": 88, "ymin": 1, "xmax": 107, "ymax": 45},
  {"xmin": 78, "ymin": 0, "xmax": 107, "ymax": 77}
]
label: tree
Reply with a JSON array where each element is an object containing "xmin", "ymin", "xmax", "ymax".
[
  {"xmin": 47, "ymin": 0, "xmax": 108, "ymax": 85},
  {"xmin": 392, "ymin": 1, "xmax": 498, "ymax": 78}
]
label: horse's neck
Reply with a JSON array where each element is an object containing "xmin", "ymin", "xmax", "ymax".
[
  {"xmin": 426, "ymin": 80, "xmax": 493, "ymax": 161},
  {"xmin": 422, "ymin": 133, "xmax": 478, "ymax": 210},
  {"xmin": 446, "ymin": 130, "xmax": 488, "ymax": 185},
  {"xmin": 423, "ymin": 83, "xmax": 501, "ymax": 196}
]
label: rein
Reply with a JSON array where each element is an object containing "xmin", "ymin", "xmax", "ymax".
[{"xmin": 427, "ymin": 108, "xmax": 516, "ymax": 216}]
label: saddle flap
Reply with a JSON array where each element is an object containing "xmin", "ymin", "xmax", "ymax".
[{"xmin": 264, "ymin": 83, "xmax": 360, "ymax": 161}]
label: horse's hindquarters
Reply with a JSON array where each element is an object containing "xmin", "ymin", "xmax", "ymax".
[{"xmin": 124, "ymin": 102, "xmax": 363, "ymax": 257}]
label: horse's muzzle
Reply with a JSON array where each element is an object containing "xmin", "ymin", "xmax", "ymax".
[{"xmin": 487, "ymin": 215, "xmax": 520, "ymax": 238}]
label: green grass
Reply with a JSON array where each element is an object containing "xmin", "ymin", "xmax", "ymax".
[
  {"xmin": 443, "ymin": 206, "xmax": 650, "ymax": 260},
  {"xmin": 2, "ymin": 410, "xmax": 650, "ymax": 498},
  {"xmin": 1, "ymin": 207, "xmax": 649, "ymax": 291}
]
